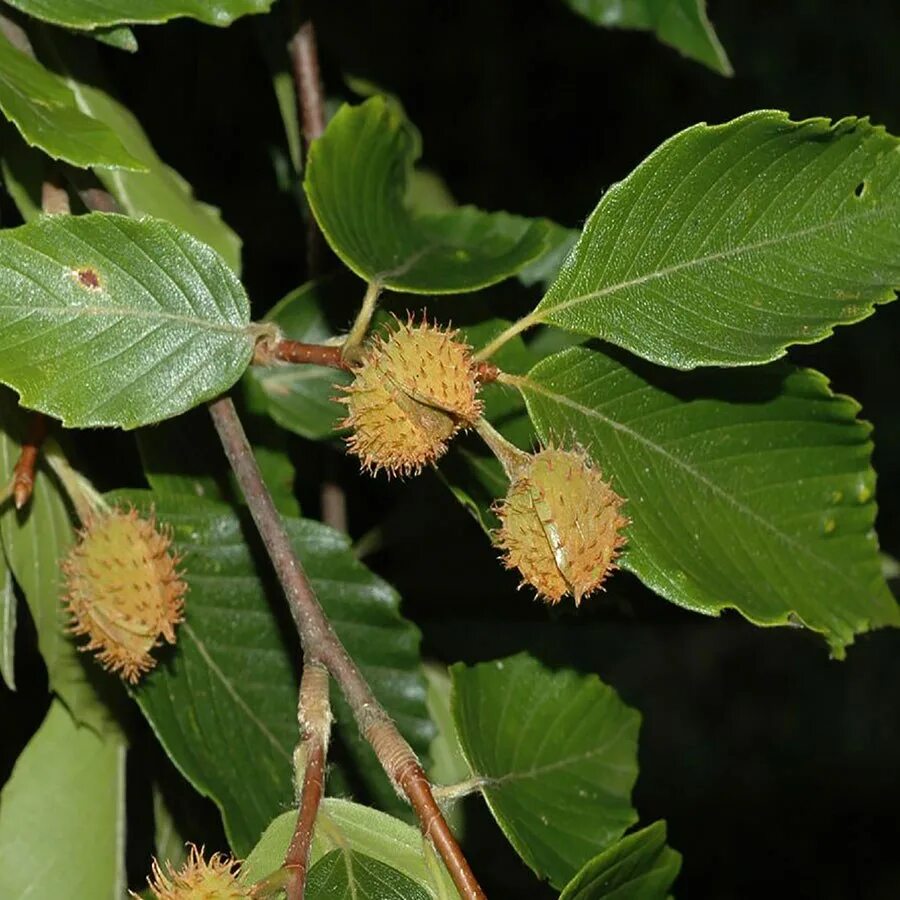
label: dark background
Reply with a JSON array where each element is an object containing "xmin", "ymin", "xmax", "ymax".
[{"xmin": 4, "ymin": 1, "xmax": 900, "ymax": 897}]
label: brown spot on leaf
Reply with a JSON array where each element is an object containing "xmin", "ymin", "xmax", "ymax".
[{"xmin": 74, "ymin": 267, "xmax": 102, "ymax": 291}]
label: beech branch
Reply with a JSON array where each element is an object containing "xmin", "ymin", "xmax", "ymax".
[
  {"xmin": 208, "ymin": 396, "xmax": 486, "ymax": 900},
  {"xmin": 288, "ymin": 15, "xmax": 326, "ymax": 278},
  {"xmin": 284, "ymin": 660, "xmax": 331, "ymax": 899},
  {"xmin": 251, "ymin": 336, "xmax": 501, "ymax": 386}
]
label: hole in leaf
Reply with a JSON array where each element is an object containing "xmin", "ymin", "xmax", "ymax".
[{"xmin": 854, "ymin": 181, "xmax": 866, "ymax": 198}]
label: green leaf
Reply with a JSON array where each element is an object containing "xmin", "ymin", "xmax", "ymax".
[
  {"xmin": 0, "ymin": 700, "xmax": 126, "ymax": 900},
  {"xmin": 424, "ymin": 664, "xmax": 470, "ymax": 789},
  {"xmin": 559, "ymin": 822, "xmax": 681, "ymax": 900},
  {"xmin": 307, "ymin": 850, "xmax": 430, "ymax": 900},
  {"xmin": 564, "ymin": 0, "xmax": 731, "ymax": 75},
  {"xmin": 0, "ymin": 30, "xmax": 143, "ymax": 170},
  {"xmin": 240, "ymin": 798, "xmax": 457, "ymax": 899},
  {"xmin": 3, "ymin": 0, "xmax": 275, "ymax": 28},
  {"xmin": 0, "ymin": 392, "xmax": 116, "ymax": 731},
  {"xmin": 532, "ymin": 114, "xmax": 900, "ymax": 369},
  {"xmin": 36, "ymin": 31, "xmax": 242, "ymax": 272},
  {"xmin": 0, "ymin": 213, "xmax": 254, "ymax": 429},
  {"xmin": 424, "ymin": 663, "xmax": 468, "ymax": 836},
  {"xmin": 521, "ymin": 346, "xmax": 900, "ymax": 656},
  {"xmin": 85, "ymin": 25, "xmax": 138, "ymax": 52},
  {"xmin": 125, "ymin": 492, "xmax": 431, "ymax": 855},
  {"xmin": 305, "ymin": 97, "xmax": 553, "ymax": 293},
  {"xmin": 451, "ymin": 653, "xmax": 640, "ymax": 888},
  {"xmin": 0, "ymin": 552, "xmax": 15, "ymax": 690},
  {"xmin": 152, "ymin": 783, "xmax": 189, "ymax": 870},
  {"xmin": 518, "ymin": 223, "xmax": 578, "ymax": 289},
  {"xmin": 244, "ymin": 281, "xmax": 350, "ymax": 440}
]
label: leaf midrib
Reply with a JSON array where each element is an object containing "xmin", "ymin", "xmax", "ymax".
[
  {"xmin": 539, "ymin": 197, "xmax": 898, "ymax": 322},
  {"xmin": 181, "ymin": 622, "xmax": 291, "ymax": 762},
  {"xmin": 0, "ymin": 301, "xmax": 248, "ymax": 336},
  {"xmin": 521, "ymin": 374, "xmax": 867, "ymax": 595},
  {"xmin": 477, "ymin": 715, "xmax": 635, "ymax": 788}
]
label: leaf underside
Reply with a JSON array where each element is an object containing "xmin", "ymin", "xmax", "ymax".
[
  {"xmin": 2, "ymin": 0, "xmax": 275, "ymax": 28},
  {"xmin": 565, "ymin": 0, "xmax": 732, "ymax": 75},
  {"xmin": 240, "ymin": 798, "xmax": 457, "ymax": 898},
  {"xmin": 305, "ymin": 96, "xmax": 554, "ymax": 293},
  {"xmin": 0, "ymin": 30, "xmax": 143, "ymax": 170}
]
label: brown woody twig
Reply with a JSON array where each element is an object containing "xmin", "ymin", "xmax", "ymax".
[
  {"xmin": 288, "ymin": 17, "xmax": 327, "ymax": 278},
  {"xmin": 208, "ymin": 396, "xmax": 486, "ymax": 900},
  {"xmin": 283, "ymin": 660, "xmax": 331, "ymax": 900},
  {"xmin": 253, "ymin": 338, "xmax": 351, "ymax": 371}
]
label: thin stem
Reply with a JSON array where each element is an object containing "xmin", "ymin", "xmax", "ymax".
[
  {"xmin": 288, "ymin": 16, "xmax": 327, "ymax": 277},
  {"xmin": 432, "ymin": 776, "xmax": 490, "ymax": 803},
  {"xmin": 288, "ymin": 19, "xmax": 326, "ymax": 145},
  {"xmin": 284, "ymin": 660, "xmax": 331, "ymax": 900},
  {"xmin": 253, "ymin": 338, "xmax": 351, "ymax": 371},
  {"xmin": 207, "ymin": 396, "xmax": 486, "ymax": 900},
  {"xmin": 474, "ymin": 417, "xmax": 531, "ymax": 480},
  {"xmin": 341, "ymin": 281, "xmax": 382, "ymax": 361},
  {"xmin": 472, "ymin": 313, "xmax": 540, "ymax": 362}
]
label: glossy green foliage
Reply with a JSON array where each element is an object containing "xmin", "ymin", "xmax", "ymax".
[
  {"xmin": 241, "ymin": 799, "xmax": 457, "ymax": 897},
  {"xmin": 0, "ymin": 701, "xmax": 125, "ymax": 899},
  {"xmin": 565, "ymin": 0, "xmax": 731, "ymax": 74},
  {"xmin": 305, "ymin": 97, "xmax": 553, "ymax": 293},
  {"xmin": 125, "ymin": 492, "xmax": 431, "ymax": 854},
  {"xmin": 522, "ymin": 347, "xmax": 899, "ymax": 656},
  {"xmin": 39, "ymin": 32, "xmax": 242, "ymax": 271},
  {"xmin": 559, "ymin": 822, "xmax": 681, "ymax": 899},
  {"xmin": 88, "ymin": 25, "xmax": 138, "ymax": 52},
  {"xmin": 535, "ymin": 114, "xmax": 900, "ymax": 368},
  {"xmin": 3, "ymin": 0, "xmax": 275, "ymax": 28},
  {"xmin": 0, "ymin": 30, "xmax": 142, "ymax": 170},
  {"xmin": 0, "ymin": 214, "xmax": 253, "ymax": 428},
  {"xmin": 244, "ymin": 281, "xmax": 350, "ymax": 440},
  {"xmin": 451, "ymin": 654, "xmax": 640, "ymax": 888}
]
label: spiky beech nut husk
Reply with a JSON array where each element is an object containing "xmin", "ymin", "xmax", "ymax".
[
  {"xmin": 495, "ymin": 447, "xmax": 628, "ymax": 605},
  {"xmin": 135, "ymin": 845, "xmax": 247, "ymax": 900},
  {"xmin": 340, "ymin": 317, "xmax": 482, "ymax": 477},
  {"xmin": 62, "ymin": 506, "xmax": 186, "ymax": 684}
]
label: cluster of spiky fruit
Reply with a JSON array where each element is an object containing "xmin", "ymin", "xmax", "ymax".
[
  {"xmin": 339, "ymin": 318, "xmax": 629, "ymax": 604},
  {"xmin": 136, "ymin": 845, "xmax": 246, "ymax": 900},
  {"xmin": 339, "ymin": 317, "xmax": 482, "ymax": 477},
  {"xmin": 494, "ymin": 447, "xmax": 628, "ymax": 604},
  {"xmin": 62, "ymin": 506, "xmax": 186, "ymax": 683}
]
